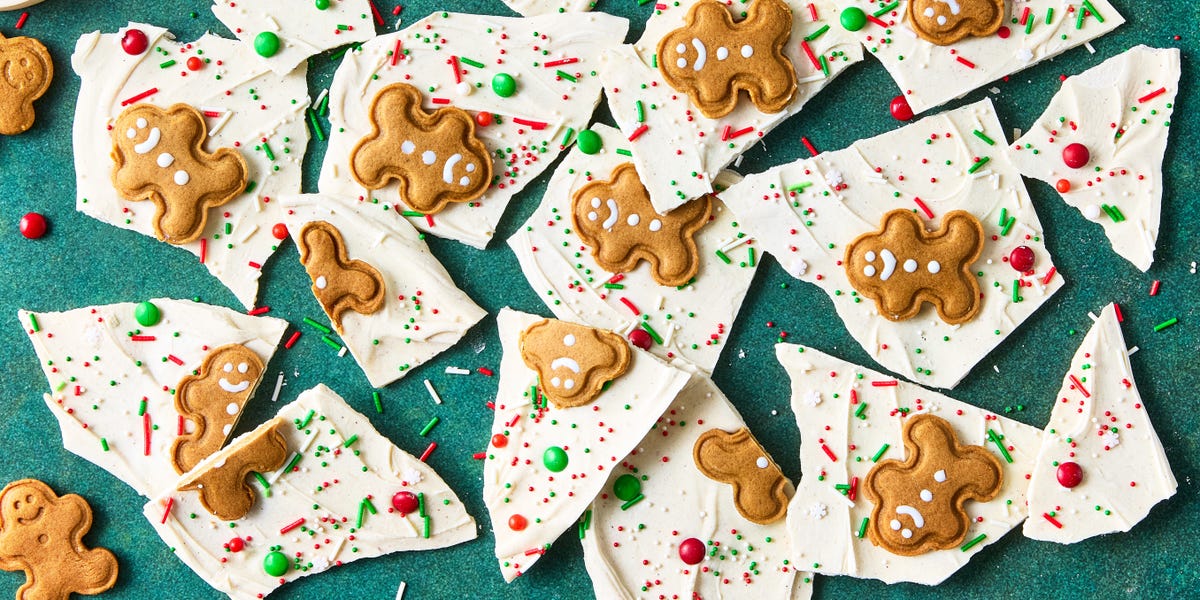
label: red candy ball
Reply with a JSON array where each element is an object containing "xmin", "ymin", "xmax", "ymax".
[
  {"xmin": 392, "ymin": 491, "xmax": 419, "ymax": 515},
  {"xmin": 1008, "ymin": 246, "xmax": 1035, "ymax": 272},
  {"xmin": 1057, "ymin": 462, "xmax": 1083, "ymax": 488},
  {"xmin": 272, "ymin": 223, "xmax": 289, "ymax": 240},
  {"xmin": 1055, "ymin": 179, "xmax": 1072, "ymax": 194},
  {"xmin": 508, "ymin": 514, "xmax": 528, "ymax": 531},
  {"xmin": 19, "ymin": 213, "xmax": 47, "ymax": 239},
  {"xmin": 226, "ymin": 537, "xmax": 245, "ymax": 552},
  {"xmin": 122, "ymin": 29, "xmax": 149, "ymax": 55},
  {"xmin": 491, "ymin": 433, "xmax": 508, "ymax": 448},
  {"xmin": 1062, "ymin": 143, "xmax": 1090, "ymax": 169},
  {"xmin": 628, "ymin": 328, "xmax": 652, "ymax": 351},
  {"xmin": 678, "ymin": 537, "xmax": 705, "ymax": 565},
  {"xmin": 475, "ymin": 111, "xmax": 493, "ymax": 127},
  {"xmin": 186, "ymin": 56, "xmax": 204, "ymax": 71},
  {"xmin": 889, "ymin": 95, "xmax": 914, "ymax": 122}
]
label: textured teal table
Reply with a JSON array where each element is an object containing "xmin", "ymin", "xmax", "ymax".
[{"xmin": 0, "ymin": 0, "xmax": 1195, "ymax": 598}]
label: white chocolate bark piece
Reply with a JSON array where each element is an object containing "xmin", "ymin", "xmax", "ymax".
[
  {"xmin": 721, "ymin": 99, "xmax": 1062, "ymax": 388},
  {"xmin": 604, "ymin": 0, "xmax": 864, "ymax": 214},
  {"xmin": 72, "ymin": 23, "xmax": 308, "ymax": 309},
  {"xmin": 499, "ymin": 0, "xmax": 593, "ymax": 17},
  {"xmin": 581, "ymin": 373, "xmax": 811, "ymax": 600},
  {"xmin": 485, "ymin": 308, "xmax": 691, "ymax": 582},
  {"xmin": 832, "ymin": 0, "xmax": 1124, "ymax": 115},
  {"xmin": 0, "ymin": 0, "xmax": 42, "ymax": 10},
  {"xmin": 508, "ymin": 123, "xmax": 757, "ymax": 374},
  {"xmin": 777, "ymin": 343, "xmax": 1043, "ymax": 585},
  {"xmin": 212, "ymin": 0, "xmax": 376, "ymax": 75},
  {"xmin": 318, "ymin": 11, "xmax": 628, "ymax": 248},
  {"xmin": 1024, "ymin": 304, "xmax": 1176, "ymax": 543},
  {"xmin": 18, "ymin": 298, "xmax": 287, "ymax": 498},
  {"xmin": 1008, "ymin": 46, "xmax": 1179, "ymax": 272},
  {"xmin": 145, "ymin": 384, "xmax": 476, "ymax": 600},
  {"xmin": 279, "ymin": 193, "xmax": 486, "ymax": 388}
]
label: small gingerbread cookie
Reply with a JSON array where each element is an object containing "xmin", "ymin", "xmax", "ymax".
[
  {"xmin": 0, "ymin": 34, "xmax": 52, "ymax": 136},
  {"xmin": 177, "ymin": 417, "xmax": 288, "ymax": 521},
  {"xmin": 656, "ymin": 0, "xmax": 797, "ymax": 119},
  {"xmin": 171, "ymin": 343, "xmax": 265, "ymax": 474},
  {"xmin": 0, "ymin": 479, "xmax": 118, "ymax": 600},
  {"xmin": 863, "ymin": 414, "xmax": 1003, "ymax": 556},
  {"xmin": 907, "ymin": 0, "xmax": 1005, "ymax": 46},
  {"xmin": 297, "ymin": 221, "xmax": 387, "ymax": 333},
  {"xmin": 693, "ymin": 428, "xmax": 789, "ymax": 524},
  {"xmin": 520, "ymin": 319, "xmax": 631, "ymax": 409},
  {"xmin": 350, "ymin": 83, "xmax": 492, "ymax": 214},
  {"xmin": 572, "ymin": 163, "xmax": 711, "ymax": 287},
  {"xmin": 110, "ymin": 103, "xmax": 249, "ymax": 245},
  {"xmin": 844, "ymin": 209, "xmax": 984, "ymax": 324}
]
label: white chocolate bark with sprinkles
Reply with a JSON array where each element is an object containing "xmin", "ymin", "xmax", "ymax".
[
  {"xmin": 831, "ymin": 0, "xmax": 1124, "ymax": 115},
  {"xmin": 211, "ymin": 0, "xmax": 376, "ymax": 75},
  {"xmin": 485, "ymin": 308, "xmax": 691, "ymax": 582},
  {"xmin": 777, "ymin": 343, "xmax": 1043, "ymax": 585},
  {"xmin": 318, "ymin": 11, "xmax": 628, "ymax": 248},
  {"xmin": 721, "ymin": 99, "xmax": 1063, "ymax": 389},
  {"xmin": 508, "ymin": 123, "xmax": 757, "ymax": 374},
  {"xmin": 1024, "ymin": 304, "xmax": 1176, "ymax": 544},
  {"xmin": 1008, "ymin": 46, "xmax": 1179, "ymax": 272},
  {"xmin": 581, "ymin": 373, "xmax": 811, "ymax": 600},
  {"xmin": 18, "ymin": 299, "xmax": 287, "ymax": 498},
  {"xmin": 602, "ymin": 0, "xmax": 864, "ymax": 214},
  {"xmin": 72, "ymin": 24, "xmax": 308, "ymax": 309},
  {"xmin": 499, "ymin": 0, "xmax": 594, "ymax": 17},
  {"xmin": 145, "ymin": 384, "xmax": 476, "ymax": 600},
  {"xmin": 280, "ymin": 193, "xmax": 486, "ymax": 388},
  {"xmin": 0, "ymin": 0, "xmax": 43, "ymax": 10}
]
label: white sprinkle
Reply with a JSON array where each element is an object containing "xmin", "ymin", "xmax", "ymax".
[
  {"xmin": 1085, "ymin": 41, "xmax": 1096, "ymax": 54},
  {"xmin": 337, "ymin": 345, "xmax": 348, "ymax": 357},
  {"xmin": 395, "ymin": 581, "xmax": 407, "ymax": 600},
  {"xmin": 444, "ymin": 366, "xmax": 471, "ymax": 375},
  {"xmin": 269, "ymin": 372, "xmax": 284, "ymax": 403},
  {"xmin": 1127, "ymin": 346, "xmax": 1139, "ymax": 357},
  {"xmin": 424, "ymin": 379, "xmax": 443, "ymax": 405}
]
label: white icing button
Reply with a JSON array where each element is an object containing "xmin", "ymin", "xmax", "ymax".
[
  {"xmin": 562, "ymin": 334, "xmax": 576, "ymax": 347},
  {"xmin": 648, "ymin": 219, "xmax": 662, "ymax": 232},
  {"xmin": 902, "ymin": 528, "xmax": 913, "ymax": 539},
  {"xmin": 920, "ymin": 489, "xmax": 933, "ymax": 502},
  {"xmin": 865, "ymin": 251, "xmax": 876, "ymax": 262},
  {"xmin": 315, "ymin": 275, "xmax": 328, "ymax": 290},
  {"xmin": 741, "ymin": 45, "xmax": 753, "ymax": 58},
  {"xmin": 456, "ymin": 81, "xmax": 472, "ymax": 96},
  {"xmin": 422, "ymin": 150, "xmax": 437, "ymax": 165},
  {"xmin": 551, "ymin": 376, "xmax": 562, "ymax": 387},
  {"xmin": 904, "ymin": 259, "xmax": 918, "ymax": 273},
  {"xmin": 226, "ymin": 402, "xmax": 240, "ymax": 415},
  {"xmin": 924, "ymin": 7, "xmax": 935, "ymax": 17},
  {"xmin": 587, "ymin": 211, "xmax": 598, "ymax": 221},
  {"xmin": 716, "ymin": 47, "xmax": 729, "ymax": 60},
  {"xmin": 466, "ymin": 163, "xmax": 476, "ymax": 173},
  {"xmin": 156, "ymin": 152, "xmax": 174, "ymax": 168},
  {"xmin": 459, "ymin": 176, "xmax": 469, "ymax": 186},
  {"xmin": 928, "ymin": 261, "xmax": 941, "ymax": 274},
  {"xmin": 934, "ymin": 469, "xmax": 947, "ymax": 482},
  {"xmin": 401, "ymin": 140, "xmax": 415, "ymax": 154},
  {"xmin": 936, "ymin": 15, "xmax": 948, "ymax": 25},
  {"xmin": 1083, "ymin": 204, "xmax": 1102, "ymax": 220},
  {"xmin": 173, "ymin": 170, "xmax": 190, "ymax": 185},
  {"xmin": 222, "ymin": 424, "xmax": 232, "ymax": 436},
  {"xmin": 676, "ymin": 57, "xmax": 687, "ymax": 69},
  {"xmin": 864, "ymin": 265, "xmax": 877, "ymax": 277},
  {"xmin": 755, "ymin": 456, "xmax": 769, "ymax": 469},
  {"xmin": 627, "ymin": 214, "xmax": 640, "ymax": 226}
]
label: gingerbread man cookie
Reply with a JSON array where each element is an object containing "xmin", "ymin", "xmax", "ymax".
[
  {"xmin": 572, "ymin": 162, "xmax": 711, "ymax": 287},
  {"xmin": 0, "ymin": 479, "xmax": 118, "ymax": 600},
  {"xmin": 863, "ymin": 414, "xmax": 1003, "ymax": 556},
  {"xmin": 656, "ymin": 0, "xmax": 797, "ymax": 119},
  {"xmin": 110, "ymin": 103, "xmax": 249, "ymax": 245},
  {"xmin": 693, "ymin": 428, "xmax": 789, "ymax": 524},
  {"xmin": 0, "ymin": 34, "xmax": 52, "ymax": 136},
  {"xmin": 171, "ymin": 344, "xmax": 265, "ymax": 475},
  {"xmin": 907, "ymin": 0, "xmax": 1005, "ymax": 46},
  {"xmin": 520, "ymin": 319, "xmax": 631, "ymax": 409},
  {"xmin": 844, "ymin": 209, "xmax": 984, "ymax": 325},
  {"xmin": 350, "ymin": 83, "xmax": 492, "ymax": 214},
  {"xmin": 298, "ymin": 221, "xmax": 386, "ymax": 333},
  {"xmin": 177, "ymin": 418, "xmax": 289, "ymax": 521}
]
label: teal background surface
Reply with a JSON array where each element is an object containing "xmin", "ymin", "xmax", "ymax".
[{"xmin": 0, "ymin": 0, "xmax": 1195, "ymax": 598}]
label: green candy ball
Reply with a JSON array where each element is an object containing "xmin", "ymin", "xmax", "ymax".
[
  {"xmin": 134, "ymin": 301, "xmax": 160, "ymax": 327},
  {"xmin": 254, "ymin": 32, "xmax": 281, "ymax": 58},
  {"xmin": 543, "ymin": 446, "xmax": 569, "ymax": 472},
  {"xmin": 576, "ymin": 129, "xmax": 602, "ymax": 155},
  {"xmin": 315, "ymin": 0, "xmax": 330, "ymax": 9},
  {"xmin": 263, "ymin": 551, "xmax": 289, "ymax": 577},
  {"xmin": 840, "ymin": 7, "xmax": 867, "ymax": 32},
  {"xmin": 613, "ymin": 474, "xmax": 641, "ymax": 501},
  {"xmin": 491, "ymin": 73, "xmax": 517, "ymax": 98}
]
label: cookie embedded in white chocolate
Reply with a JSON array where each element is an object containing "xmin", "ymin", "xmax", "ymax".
[
  {"xmin": 508, "ymin": 124, "xmax": 758, "ymax": 374},
  {"xmin": 1008, "ymin": 46, "xmax": 1179, "ymax": 272},
  {"xmin": 18, "ymin": 298, "xmax": 287, "ymax": 498},
  {"xmin": 211, "ymin": 0, "xmax": 376, "ymax": 75},
  {"xmin": 777, "ymin": 343, "xmax": 1043, "ymax": 585},
  {"xmin": 603, "ymin": 0, "xmax": 864, "ymax": 214},
  {"xmin": 145, "ymin": 384, "xmax": 476, "ymax": 599},
  {"xmin": 581, "ymin": 374, "xmax": 812, "ymax": 599},
  {"xmin": 1024, "ymin": 304, "xmax": 1176, "ymax": 544},
  {"xmin": 485, "ymin": 308, "xmax": 692, "ymax": 582},
  {"xmin": 721, "ymin": 99, "xmax": 1063, "ymax": 389},
  {"xmin": 279, "ymin": 193, "xmax": 486, "ymax": 388},
  {"xmin": 318, "ymin": 11, "xmax": 628, "ymax": 248},
  {"xmin": 72, "ymin": 23, "xmax": 309, "ymax": 309}
]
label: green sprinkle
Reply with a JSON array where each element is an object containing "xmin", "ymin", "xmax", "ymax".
[
  {"xmin": 871, "ymin": 443, "xmax": 890, "ymax": 462},
  {"xmin": 857, "ymin": 517, "xmax": 869, "ymax": 538},
  {"xmin": 423, "ymin": 515, "xmax": 431, "ymax": 539},
  {"xmin": 640, "ymin": 322, "xmax": 664, "ymax": 346},
  {"xmin": 261, "ymin": 142, "xmax": 275, "ymax": 161},
  {"xmin": 299, "ymin": 410, "xmax": 315, "ymax": 429},
  {"xmin": 987, "ymin": 429, "xmax": 1013, "ymax": 463},
  {"xmin": 615, "ymin": 148, "xmax": 632, "ymax": 156},
  {"xmin": 254, "ymin": 472, "xmax": 270, "ymax": 490},
  {"xmin": 748, "ymin": 247, "xmax": 756, "ymax": 267},
  {"xmin": 968, "ymin": 156, "xmax": 990, "ymax": 174},
  {"xmin": 804, "ymin": 24, "xmax": 830, "ymax": 41},
  {"xmin": 1154, "ymin": 318, "xmax": 1178, "ymax": 332},
  {"xmin": 715, "ymin": 249, "xmax": 731, "ymax": 264},
  {"xmin": 854, "ymin": 402, "xmax": 868, "ymax": 419},
  {"xmin": 284, "ymin": 453, "xmax": 302, "ymax": 474},
  {"xmin": 101, "ymin": 438, "xmax": 109, "ymax": 452},
  {"xmin": 1013, "ymin": 279, "xmax": 1021, "ymax": 303},
  {"xmin": 321, "ymin": 335, "xmax": 342, "ymax": 351},
  {"xmin": 1001, "ymin": 216, "xmax": 1016, "ymax": 236},
  {"xmin": 419, "ymin": 416, "xmax": 440, "ymax": 437},
  {"xmin": 307, "ymin": 108, "xmax": 325, "ymax": 142},
  {"xmin": 303, "ymin": 317, "xmax": 332, "ymax": 333},
  {"xmin": 159, "ymin": 59, "xmax": 176, "ymax": 68},
  {"xmin": 620, "ymin": 494, "xmax": 645, "ymax": 510},
  {"xmin": 1082, "ymin": 0, "xmax": 1104, "ymax": 22},
  {"xmin": 458, "ymin": 56, "xmax": 485, "ymax": 68},
  {"xmin": 372, "ymin": 391, "xmax": 383, "ymax": 414},
  {"xmin": 874, "ymin": 1, "xmax": 899, "ymax": 17},
  {"xmin": 556, "ymin": 70, "xmax": 577, "ymax": 82},
  {"xmin": 561, "ymin": 127, "xmax": 575, "ymax": 147},
  {"xmin": 1046, "ymin": 7, "xmax": 1054, "ymax": 24},
  {"xmin": 961, "ymin": 533, "xmax": 987, "ymax": 551},
  {"xmin": 401, "ymin": 210, "xmax": 425, "ymax": 217},
  {"xmin": 138, "ymin": 399, "xmax": 147, "ymax": 416},
  {"xmin": 28, "ymin": 314, "xmax": 39, "ymax": 332},
  {"xmin": 603, "ymin": 283, "xmax": 625, "ymax": 289},
  {"xmin": 635, "ymin": 100, "xmax": 645, "ymax": 123},
  {"xmin": 973, "ymin": 130, "xmax": 995, "ymax": 145},
  {"xmin": 787, "ymin": 181, "xmax": 813, "ymax": 192},
  {"xmin": 343, "ymin": 434, "xmax": 359, "ymax": 448}
]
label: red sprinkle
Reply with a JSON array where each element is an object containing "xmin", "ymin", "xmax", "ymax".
[
  {"xmin": 871, "ymin": 380, "xmax": 898, "ymax": 387},
  {"xmin": 913, "ymin": 197, "xmax": 933, "ymax": 219},
  {"xmin": 512, "ymin": 117, "xmax": 547, "ymax": 130},
  {"xmin": 1138, "ymin": 87, "xmax": 1167, "ymax": 103},
  {"xmin": 1149, "ymin": 280, "xmax": 1161, "ymax": 296},
  {"xmin": 619, "ymin": 297, "xmax": 640, "ymax": 315},
  {"xmin": 121, "ymin": 87, "xmax": 159, "ymax": 106},
  {"xmin": 161, "ymin": 497, "xmax": 173, "ymax": 524},
  {"xmin": 544, "ymin": 58, "xmax": 579, "ymax": 67},
  {"xmin": 1043, "ymin": 513, "xmax": 1063, "ymax": 529},
  {"xmin": 801, "ymin": 136, "xmax": 818, "ymax": 156},
  {"xmin": 15, "ymin": 11, "xmax": 28, "ymax": 29},
  {"xmin": 284, "ymin": 331, "xmax": 301, "ymax": 349},
  {"xmin": 419, "ymin": 442, "xmax": 437, "ymax": 462},
  {"xmin": 821, "ymin": 444, "xmax": 837, "ymax": 462},
  {"xmin": 280, "ymin": 518, "xmax": 306, "ymax": 534},
  {"xmin": 628, "ymin": 123, "xmax": 649, "ymax": 141},
  {"xmin": 1069, "ymin": 374, "xmax": 1090, "ymax": 398},
  {"xmin": 956, "ymin": 56, "xmax": 977, "ymax": 69}
]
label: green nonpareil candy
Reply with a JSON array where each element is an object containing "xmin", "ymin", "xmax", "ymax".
[
  {"xmin": 576, "ymin": 129, "xmax": 602, "ymax": 155},
  {"xmin": 134, "ymin": 301, "xmax": 160, "ymax": 327},
  {"xmin": 492, "ymin": 73, "xmax": 517, "ymax": 98},
  {"xmin": 613, "ymin": 474, "xmax": 640, "ymax": 501},
  {"xmin": 543, "ymin": 446, "xmax": 569, "ymax": 472},
  {"xmin": 254, "ymin": 32, "xmax": 281, "ymax": 58}
]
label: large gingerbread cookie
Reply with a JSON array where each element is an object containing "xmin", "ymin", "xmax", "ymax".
[
  {"xmin": 0, "ymin": 33, "xmax": 52, "ymax": 136},
  {"xmin": 907, "ymin": 0, "xmax": 1006, "ymax": 46},
  {"xmin": 519, "ymin": 319, "xmax": 631, "ymax": 409},
  {"xmin": 176, "ymin": 418, "xmax": 289, "ymax": 521},
  {"xmin": 171, "ymin": 344, "xmax": 265, "ymax": 474},
  {"xmin": 297, "ymin": 221, "xmax": 387, "ymax": 333},
  {"xmin": 656, "ymin": 0, "xmax": 797, "ymax": 119},
  {"xmin": 110, "ymin": 103, "xmax": 249, "ymax": 244},
  {"xmin": 844, "ymin": 209, "xmax": 984, "ymax": 325},
  {"xmin": 349, "ymin": 83, "xmax": 492, "ymax": 214},
  {"xmin": 572, "ymin": 162, "xmax": 711, "ymax": 287}
]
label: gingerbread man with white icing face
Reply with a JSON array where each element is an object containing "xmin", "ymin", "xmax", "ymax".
[
  {"xmin": 907, "ymin": 0, "xmax": 1005, "ymax": 46},
  {"xmin": 519, "ymin": 319, "xmax": 631, "ymax": 409},
  {"xmin": 171, "ymin": 343, "xmax": 265, "ymax": 474}
]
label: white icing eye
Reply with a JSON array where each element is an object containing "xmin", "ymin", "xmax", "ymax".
[
  {"xmin": 562, "ymin": 334, "xmax": 576, "ymax": 347},
  {"xmin": 126, "ymin": 128, "xmax": 137, "ymax": 139},
  {"xmin": 563, "ymin": 379, "xmax": 575, "ymax": 390},
  {"xmin": 401, "ymin": 140, "xmax": 415, "ymax": 154},
  {"xmin": 551, "ymin": 376, "xmax": 562, "ymax": 387},
  {"xmin": 226, "ymin": 402, "xmax": 240, "ymax": 415},
  {"xmin": 591, "ymin": 197, "xmax": 601, "ymax": 208},
  {"xmin": 676, "ymin": 43, "xmax": 686, "ymax": 54},
  {"xmin": 924, "ymin": 7, "xmax": 935, "ymax": 17},
  {"xmin": 174, "ymin": 170, "xmax": 190, "ymax": 185},
  {"xmin": 315, "ymin": 275, "xmax": 328, "ymax": 290},
  {"xmin": 156, "ymin": 152, "xmax": 174, "ymax": 167},
  {"xmin": 223, "ymin": 362, "xmax": 234, "ymax": 373},
  {"xmin": 920, "ymin": 489, "xmax": 933, "ymax": 502},
  {"xmin": 934, "ymin": 469, "xmax": 947, "ymax": 482},
  {"xmin": 587, "ymin": 212, "xmax": 598, "ymax": 221},
  {"xmin": 649, "ymin": 219, "xmax": 662, "ymax": 232},
  {"xmin": 890, "ymin": 519, "xmax": 902, "ymax": 531},
  {"xmin": 755, "ymin": 457, "xmax": 769, "ymax": 469},
  {"xmin": 864, "ymin": 265, "xmax": 876, "ymax": 277},
  {"xmin": 627, "ymin": 214, "xmax": 640, "ymax": 226},
  {"xmin": 422, "ymin": 150, "xmax": 437, "ymax": 165},
  {"xmin": 903, "ymin": 259, "xmax": 918, "ymax": 273},
  {"xmin": 901, "ymin": 528, "xmax": 913, "ymax": 539},
  {"xmin": 741, "ymin": 45, "xmax": 753, "ymax": 58},
  {"xmin": 716, "ymin": 47, "xmax": 729, "ymax": 60},
  {"xmin": 927, "ymin": 261, "xmax": 941, "ymax": 274},
  {"xmin": 865, "ymin": 251, "xmax": 876, "ymax": 262},
  {"xmin": 237, "ymin": 362, "xmax": 249, "ymax": 374},
  {"xmin": 136, "ymin": 117, "xmax": 148, "ymax": 128},
  {"xmin": 676, "ymin": 57, "xmax": 687, "ymax": 69},
  {"xmin": 459, "ymin": 176, "xmax": 470, "ymax": 186},
  {"xmin": 466, "ymin": 163, "xmax": 476, "ymax": 173}
]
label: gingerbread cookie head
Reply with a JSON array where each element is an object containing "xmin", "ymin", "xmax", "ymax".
[
  {"xmin": 0, "ymin": 34, "xmax": 52, "ymax": 136},
  {"xmin": 863, "ymin": 414, "xmax": 1003, "ymax": 556},
  {"xmin": 656, "ymin": 0, "xmax": 797, "ymax": 119},
  {"xmin": 844, "ymin": 209, "xmax": 984, "ymax": 325},
  {"xmin": 0, "ymin": 479, "xmax": 118, "ymax": 600},
  {"xmin": 907, "ymin": 0, "xmax": 1005, "ymax": 46},
  {"xmin": 572, "ymin": 162, "xmax": 711, "ymax": 287},
  {"xmin": 520, "ymin": 319, "xmax": 631, "ymax": 409},
  {"xmin": 110, "ymin": 103, "xmax": 249, "ymax": 245},
  {"xmin": 171, "ymin": 344, "xmax": 266, "ymax": 475},
  {"xmin": 177, "ymin": 418, "xmax": 289, "ymax": 521},
  {"xmin": 297, "ymin": 221, "xmax": 387, "ymax": 333},
  {"xmin": 350, "ymin": 83, "xmax": 492, "ymax": 214},
  {"xmin": 693, "ymin": 428, "xmax": 789, "ymax": 524}
]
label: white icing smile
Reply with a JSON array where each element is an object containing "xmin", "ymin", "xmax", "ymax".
[
  {"xmin": 132, "ymin": 126, "xmax": 161, "ymax": 154},
  {"xmin": 690, "ymin": 38, "xmax": 707, "ymax": 71},
  {"xmin": 402, "ymin": 141, "xmax": 478, "ymax": 188},
  {"xmin": 548, "ymin": 334, "xmax": 582, "ymax": 391},
  {"xmin": 890, "ymin": 504, "xmax": 926, "ymax": 539},
  {"xmin": 218, "ymin": 378, "xmax": 250, "ymax": 393}
]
